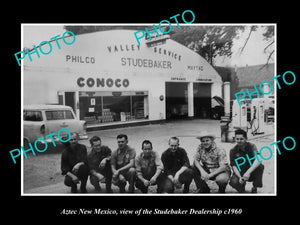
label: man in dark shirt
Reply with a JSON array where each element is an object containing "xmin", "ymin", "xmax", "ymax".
[
  {"xmin": 161, "ymin": 137, "xmax": 194, "ymax": 193},
  {"xmin": 87, "ymin": 136, "xmax": 113, "ymax": 193},
  {"xmin": 61, "ymin": 133, "xmax": 89, "ymax": 193},
  {"xmin": 229, "ymin": 129, "xmax": 264, "ymax": 193}
]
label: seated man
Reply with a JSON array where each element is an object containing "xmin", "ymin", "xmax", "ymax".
[
  {"xmin": 161, "ymin": 137, "xmax": 194, "ymax": 193},
  {"xmin": 87, "ymin": 136, "xmax": 113, "ymax": 193},
  {"xmin": 229, "ymin": 129, "xmax": 264, "ymax": 193},
  {"xmin": 61, "ymin": 133, "xmax": 89, "ymax": 193},
  {"xmin": 111, "ymin": 134, "xmax": 136, "ymax": 193},
  {"xmin": 192, "ymin": 131, "xmax": 231, "ymax": 193},
  {"xmin": 135, "ymin": 140, "xmax": 167, "ymax": 193}
]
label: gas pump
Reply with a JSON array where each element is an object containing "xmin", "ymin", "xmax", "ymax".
[
  {"xmin": 231, "ymin": 99, "xmax": 247, "ymax": 131},
  {"xmin": 220, "ymin": 81, "xmax": 272, "ymax": 142},
  {"xmin": 221, "ymin": 98, "xmax": 270, "ymax": 142},
  {"xmin": 248, "ymin": 98, "xmax": 266, "ymax": 135}
]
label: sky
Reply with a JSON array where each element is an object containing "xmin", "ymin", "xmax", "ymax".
[
  {"xmin": 23, "ymin": 25, "xmax": 65, "ymax": 48},
  {"xmin": 22, "ymin": 24, "xmax": 275, "ymax": 67},
  {"xmin": 214, "ymin": 26, "xmax": 275, "ymax": 67}
]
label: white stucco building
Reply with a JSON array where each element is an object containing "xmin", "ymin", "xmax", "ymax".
[{"xmin": 23, "ymin": 29, "xmax": 223, "ymax": 129}]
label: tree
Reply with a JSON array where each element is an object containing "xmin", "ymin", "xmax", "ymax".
[
  {"xmin": 170, "ymin": 26, "xmax": 246, "ymax": 66},
  {"xmin": 63, "ymin": 25, "xmax": 147, "ymax": 35},
  {"xmin": 262, "ymin": 26, "xmax": 275, "ymax": 66},
  {"xmin": 64, "ymin": 25, "xmax": 274, "ymax": 67},
  {"xmin": 237, "ymin": 25, "xmax": 274, "ymax": 68}
]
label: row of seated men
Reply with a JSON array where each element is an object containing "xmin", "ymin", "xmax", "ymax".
[{"xmin": 61, "ymin": 129, "xmax": 264, "ymax": 194}]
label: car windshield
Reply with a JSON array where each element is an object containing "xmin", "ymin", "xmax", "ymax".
[
  {"xmin": 46, "ymin": 110, "xmax": 74, "ymax": 120},
  {"xmin": 24, "ymin": 111, "xmax": 43, "ymax": 121}
]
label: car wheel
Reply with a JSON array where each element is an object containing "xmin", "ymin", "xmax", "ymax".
[
  {"xmin": 35, "ymin": 141, "xmax": 46, "ymax": 151},
  {"xmin": 211, "ymin": 111, "xmax": 220, "ymax": 120}
]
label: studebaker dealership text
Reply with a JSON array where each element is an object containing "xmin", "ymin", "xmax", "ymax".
[{"xmin": 121, "ymin": 57, "xmax": 172, "ymax": 69}]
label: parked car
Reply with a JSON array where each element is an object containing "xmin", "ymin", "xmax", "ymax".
[{"xmin": 23, "ymin": 105, "xmax": 88, "ymax": 148}]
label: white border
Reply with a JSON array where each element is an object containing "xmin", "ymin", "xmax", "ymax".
[{"xmin": 21, "ymin": 23, "xmax": 277, "ymax": 196}]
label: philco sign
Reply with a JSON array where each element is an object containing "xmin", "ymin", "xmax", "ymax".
[{"xmin": 77, "ymin": 77, "xmax": 129, "ymax": 88}]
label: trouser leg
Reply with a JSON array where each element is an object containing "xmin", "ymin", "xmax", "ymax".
[
  {"xmin": 178, "ymin": 168, "xmax": 194, "ymax": 193},
  {"xmin": 64, "ymin": 174, "xmax": 78, "ymax": 193},
  {"xmin": 112, "ymin": 174, "xmax": 126, "ymax": 193},
  {"xmin": 125, "ymin": 168, "xmax": 136, "ymax": 193},
  {"xmin": 64, "ymin": 165, "xmax": 89, "ymax": 194},
  {"xmin": 161, "ymin": 176, "xmax": 174, "ymax": 193},
  {"xmin": 156, "ymin": 173, "xmax": 169, "ymax": 193},
  {"xmin": 90, "ymin": 174, "xmax": 101, "ymax": 191},
  {"xmin": 214, "ymin": 169, "xmax": 231, "ymax": 193},
  {"xmin": 191, "ymin": 166, "xmax": 210, "ymax": 193},
  {"xmin": 230, "ymin": 164, "xmax": 264, "ymax": 193},
  {"xmin": 249, "ymin": 164, "xmax": 264, "ymax": 188},
  {"xmin": 115, "ymin": 167, "xmax": 136, "ymax": 193},
  {"xmin": 229, "ymin": 174, "xmax": 246, "ymax": 193},
  {"xmin": 135, "ymin": 178, "xmax": 148, "ymax": 193},
  {"xmin": 100, "ymin": 163, "xmax": 113, "ymax": 192},
  {"xmin": 76, "ymin": 164, "xmax": 89, "ymax": 193}
]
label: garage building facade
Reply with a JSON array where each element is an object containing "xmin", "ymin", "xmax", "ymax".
[{"xmin": 23, "ymin": 29, "xmax": 223, "ymax": 128}]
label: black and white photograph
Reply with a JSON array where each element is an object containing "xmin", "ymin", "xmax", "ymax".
[
  {"xmin": 21, "ymin": 24, "xmax": 276, "ymax": 196},
  {"xmin": 4, "ymin": 4, "xmax": 298, "ymax": 221}
]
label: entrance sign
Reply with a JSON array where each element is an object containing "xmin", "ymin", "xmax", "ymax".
[{"xmin": 145, "ymin": 26, "xmax": 170, "ymax": 47}]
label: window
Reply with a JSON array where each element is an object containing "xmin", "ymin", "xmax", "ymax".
[
  {"xmin": 103, "ymin": 96, "xmax": 131, "ymax": 122},
  {"xmin": 79, "ymin": 91, "xmax": 148, "ymax": 124},
  {"xmin": 132, "ymin": 96, "xmax": 145, "ymax": 119},
  {"xmin": 46, "ymin": 110, "xmax": 74, "ymax": 120},
  {"xmin": 24, "ymin": 111, "xmax": 43, "ymax": 121}
]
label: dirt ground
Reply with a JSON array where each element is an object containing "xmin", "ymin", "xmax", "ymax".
[{"xmin": 23, "ymin": 119, "xmax": 275, "ymax": 194}]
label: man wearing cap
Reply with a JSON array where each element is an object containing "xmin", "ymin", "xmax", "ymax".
[
  {"xmin": 192, "ymin": 131, "xmax": 231, "ymax": 193},
  {"xmin": 61, "ymin": 133, "xmax": 89, "ymax": 193},
  {"xmin": 161, "ymin": 137, "xmax": 194, "ymax": 193}
]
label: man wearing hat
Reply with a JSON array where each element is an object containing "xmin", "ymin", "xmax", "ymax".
[{"xmin": 192, "ymin": 131, "xmax": 231, "ymax": 193}]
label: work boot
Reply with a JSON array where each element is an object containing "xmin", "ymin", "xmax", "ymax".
[
  {"xmin": 237, "ymin": 187, "xmax": 246, "ymax": 193},
  {"xmin": 218, "ymin": 186, "xmax": 226, "ymax": 193},
  {"xmin": 94, "ymin": 184, "xmax": 102, "ymax": 193},
  {"xmin": 119, "ymin": 187, "xmax": 126, "ymax": 193},
  {"xmin": 141, "ymin": 187, "xmax": 148, "ymax": 193},
  {"xmin": 128, "ymin": 183, "xmax": 135, "ymax": 193},
  {"xmin": 197, "ymin": 187, "xmax": 210, "ymax": 193},
  {"xmin": 183, "ymin": 184, "xmax": 190, "ymax": 193},
  {"xmin": 80, "ymin": 187, "xmax": 87, "ymax": 193},
  {"xmin": 106, "ymin": 179, "xmax": 113, "ymax": 193},
  {"xmin": 119, "ymin": 182, "xmax": 126, "ymax": 193},
  {"xmin": 71, "ymin": 185, "xmax": 77, "ymax": 193},
  {"xmin": 106, "ymin": 188, "xmax": 113, "ymax": 193},
  {"xmin": 251, "ymin": 187, "xmax": 257, "ymax": 193},
  {"xmin": 80, "ymin": 183, "xmax": 87, "ymax": 193},
  {"xmin": 106, "ymin": 184, "xmax": 113, "ymax": 193}
]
